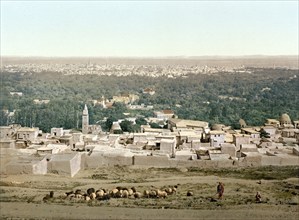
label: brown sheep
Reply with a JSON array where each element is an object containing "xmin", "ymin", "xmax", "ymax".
[
  {"xmin": 134, "ymin": 192, "xmax": 142, "ymax": 199},
  {"xmin": 115, "ymin": 190, "xmax": 123, "ymax": 198},
  {"xmin": 116, "ymin": 186, "xmax": 123, "ymax": 191},
  {"xmin": 131, "ymin": 187, "xmax": 137, "ymax": 193},
  {"xmin": 75, "ymin": 189, "xmax": 82, "ymax": 195},
  {"xmin": 172, "ymin": 185, "xmax": 178, "ymax": 194},
  {"xmin": 64, "ymin": 191, "xmax": 74, "ymax": 197},
  {"xmin": 42, "ymin": 194, "xmax": 50, "ymax": 202},
  {"xmin": 87, "ymin": 188, "xmax": 95, "ymax": 196},
  {"xmin": 149, "ymin": 190, "xmax": 157, "ymax": 198},
  {"xmin": 165, "ymin": 188, "xmax": 173, "ymax": 195},
  {"xmin": 143, "ymin": 190, "xmax": 150, "ymax": 198},
  {"xmin": 67, "ymin": 193, "xmax": 76, "ymax": 200},
  {"xmin": 102, "ymin": 193, "xmax": 111, "ymax": 201},
  {"xmin": 49, "ymin": 191, "xmax": 54, "ymax": 198}
]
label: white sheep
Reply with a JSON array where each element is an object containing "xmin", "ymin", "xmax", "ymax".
[
  {"xmin": 90, "ymin": 192, "xmax": 96, "ymax": 200},
  {"xmin": 110, "ymin": 188, "xmax": 119, "ymax": 198},
  {"xmin": 128, "ymin": 188, "xmax": 134, "ymax": 196},
  {"xmin": 122, "ymin": 190, "xmax": 129, "ymax": 198},
  {"xmin": 157, "ymin": 189, "xmax": 167, "ymax": 199},
  {"xmin": 96, "ymin": 189, "xmax": 105, "ymax": 199}
]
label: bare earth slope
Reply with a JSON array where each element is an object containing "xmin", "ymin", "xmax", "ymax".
[{"xmin": 0, "ymin": 166, "xmax": 298, "ymax": 219}]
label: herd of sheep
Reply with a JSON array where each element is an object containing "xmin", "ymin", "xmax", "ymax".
[{"xmin": 43, "ymin": 185, "xmax": 194, "ymax": 202}]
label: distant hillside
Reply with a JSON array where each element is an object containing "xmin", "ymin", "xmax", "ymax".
[{"xmin": 2, "ymin": 55, "xmax": 298, "ymax": 68}]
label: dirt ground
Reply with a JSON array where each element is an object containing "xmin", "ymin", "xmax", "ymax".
[{"xmin": 0, "ymin": 166, "xmax": 298, "ymax": 219}]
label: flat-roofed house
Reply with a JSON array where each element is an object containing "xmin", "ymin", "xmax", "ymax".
[
  {"xmin": 281, "ymin": 129, "xmax": 299, "ymax": 138},
  {"xmin": 168, "ymin": 118, "xmax": 209, "ymax": 131},
  {"xmin": 209, "ymin": 130, "xmax": 226, "ymax": 147},
  {"xmin": 160, "ymin": 139, "xmax": 176, "ymax": 157},
  {"xmin": 0, "ymin": 126, "xmax": 12, "ymax": 139},
  {"xmin": 261, "ymin": 126, "xmax": 277, "ymax": 139},
  {"xmin": 51, "ymin": 127, "xmax": 64, "ymax": 137},
  {"xmin": 240, "ymin": 143, "xmax": 258, "ymax": 153},
  {"xmin": 16, "ymin": 127, "xmax": 39, "ymax": 142},
  {"xmin": 241, "ymin": 127, "xmax": 260, "ymax": 140},
  {"xmin": 265, "ymin": 119, "xmax": 280, "ymax": 127},
  {"xmin": 143, "ymin": 88, "xmax": 155, "ymax": 95},
  {"xmin": 220, "ymin": 143, "xmax": 236, "ymax": 157},
  {"xmin": 154, "ymin": 110, "xmax": 175, "ymax": 120},
  {"xmin": 293, "ymin": 120, "xmax": 299, "ymax": 129},
  {"xmin": 233, "ymin": 134, "xmax": 250, "ymax": 151}
]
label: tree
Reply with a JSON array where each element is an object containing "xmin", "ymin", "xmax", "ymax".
[
  {"xmin": 0, "ymin": 111, "xmax": 8, "ymax": 125},
  {"xmin": 260, "ymin": 129, "xmax": 270, "ymax": 138},
  {"xmin": 120, "ymin": 120, "xmax": 135, "ymax": 132},
  {"xmin": 149, "ymin": 122, "xmax": 161, "ymax": 129},
  {"xmin": 105, "ymin": 116, "xmax": 117, "ymax": 131},
  {"xmin": 135, "ymin": 117, "xmax": 147, "ymax": 126}
]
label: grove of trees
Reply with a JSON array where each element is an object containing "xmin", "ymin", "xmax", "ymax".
[{"xmin": 1, "ymin": 68, "xmax": 298, "ymax": 132}]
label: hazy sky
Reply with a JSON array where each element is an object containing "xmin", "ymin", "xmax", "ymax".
[{"xmin": 1, "ymin": 0, "xmax": 298, "ymax": 57}]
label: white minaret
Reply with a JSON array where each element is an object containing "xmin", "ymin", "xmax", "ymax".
[{"xmin": 82, "ymin": 104, "xmax": 89, "ymax": 134}]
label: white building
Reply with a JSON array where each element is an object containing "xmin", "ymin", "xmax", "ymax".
[
  {"xmin": 16, "ymin": 127, "xmax": 39, "ymax": 142},
  {"xmin": 160, "ymin": 139, "xmax": 176, "ymax": 157},
  {"xmin": 51, "ymin": 128, "xmax": 64, "ymax": 137},
  {"xmin": 0, "ymin": 126, "xmax": 12, "ymax": 139},
  {"xmin": 209, "ymin": 130, "xmax": 226, "ymax": 147}
]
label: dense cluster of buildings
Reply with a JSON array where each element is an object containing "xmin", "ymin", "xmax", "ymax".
[
  {"xmin": 0, "ymin": 106, "xmax": 298, "ymax": 177},
  {"xmin": 2, "ymin": 63, "xmax": 251, "ymax": 77}
]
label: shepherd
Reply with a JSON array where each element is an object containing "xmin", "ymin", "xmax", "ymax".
[
  {"xmin": 217, "ymin": 182, "xmax": 224, "ymax": 199},
  {"xmin": 255, "ymin": 191, "xmax": 262, "ymax": 203}
]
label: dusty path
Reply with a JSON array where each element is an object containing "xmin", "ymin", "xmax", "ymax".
[{"xmin": 1, "ymin": 202, "xmax": 298, "ymax": 220}]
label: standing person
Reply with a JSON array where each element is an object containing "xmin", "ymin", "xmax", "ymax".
[
  {"xmin": 217, "ymin": 182, "xmax": 224, "ymax": 199},
  {"xmin": 255, "ymin": 192, "xmax": 262, "ymax": 203}
]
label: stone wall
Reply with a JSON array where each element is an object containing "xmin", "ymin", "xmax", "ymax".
[
  {"xmin": 85, "ymin": 151, "xmax": 134, "ymax": 168},
  {"xmin": 5, "ymin": 158, "xmax": 47, "ymax": 175},
  {"xmin": 49, "ymin": 153, "xmax": 81, "ymax": 177}
]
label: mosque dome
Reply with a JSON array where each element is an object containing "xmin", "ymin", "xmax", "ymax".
[{"xmin": 280, "ymin": 113, "xmax": 291, "ymax": 124}]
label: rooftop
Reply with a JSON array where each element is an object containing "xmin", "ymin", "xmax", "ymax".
[{"xmin": 169, "ymin": 118, "xmax": 209, "ymax": 128}]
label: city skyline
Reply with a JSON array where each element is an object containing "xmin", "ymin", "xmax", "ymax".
[{"xmin": 1, "ymin": 0, "xmax": 298, "ymax": 57}]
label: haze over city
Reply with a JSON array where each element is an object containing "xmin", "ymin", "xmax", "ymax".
[{"xmin": 1, "ymin": 0, "xmax": 298, "ymax": 57}]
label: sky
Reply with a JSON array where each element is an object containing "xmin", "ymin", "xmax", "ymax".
[{"xmin": 1, "ymin": 0, "xmax": 298, "ymax": 57}]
